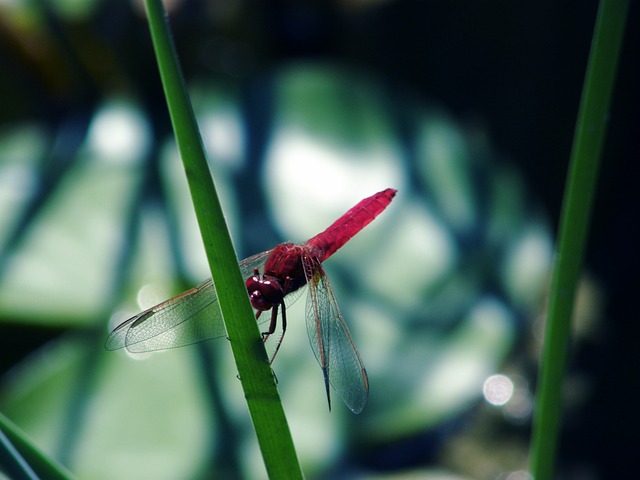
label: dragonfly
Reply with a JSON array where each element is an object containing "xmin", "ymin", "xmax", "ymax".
[{"xmin": 106, "ymin": 188, "xmax": 397, "ymax": 413}]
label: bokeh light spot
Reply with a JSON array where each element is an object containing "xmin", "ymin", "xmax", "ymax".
[
  {"xmin": 483, "ymin": 374, "xmax": 514, "ymax": 406},
  {"xmin": 88, "ymin": 101, "xmax": 151, "ymax": 164}
]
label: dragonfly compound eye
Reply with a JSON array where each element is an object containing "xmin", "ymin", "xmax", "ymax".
[{"xmin": 246, "ymin": 275, "xmax": 283, "ymax": 311}]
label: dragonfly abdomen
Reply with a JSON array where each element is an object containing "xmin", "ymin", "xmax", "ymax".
[{"xmin": 307, "ymin": 188, "xmax": 397, "ymax": 261}]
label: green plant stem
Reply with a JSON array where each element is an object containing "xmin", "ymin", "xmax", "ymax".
[
  {"xmin": 0, "ymin": 412, "xmax": 75, "ymax": 480},
  {"xmin": 529, "ymin": 1, "xmax": 629, "ymax": 478},
  {"xmin": 144, "ymin": 1, "xmax": 302, "ymax": 477}
]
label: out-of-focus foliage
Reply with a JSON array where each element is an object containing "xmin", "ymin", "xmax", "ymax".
[
  {"xmin": 0, "ymin": 59, "xmax": 552, "ymax": 478},
  {"xmin": 4, "ymin": 1, "xmax": 624, "ymax": 479}
]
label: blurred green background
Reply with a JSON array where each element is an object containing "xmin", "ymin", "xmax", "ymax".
[{"xmin": 0, "ymin": 1, "xmax": 637, "ymax": 479}]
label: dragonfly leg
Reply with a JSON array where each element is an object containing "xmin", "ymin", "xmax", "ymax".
[
  {"xmin": 268, "ymin": 302, "xmax": 287, "ymax": 365},
  {"xmin": 261, "ymin": 305, "xmax": 278, "ymax": 343}
]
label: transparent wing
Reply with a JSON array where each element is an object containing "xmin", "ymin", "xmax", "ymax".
[
  {"xmin": 105, "ymin": 250, "xmax": 272, "ymax": 353},
  {"xmin": 239, "ymin": 249, "xmax": 273, "ymax": 279},
  {"xmin": 303, "ymin": 256, "xmax": 369, "ymax": 414},
  {"xmin": 105, "ymin": 278, "xmax": 224, "ymax": 353}
]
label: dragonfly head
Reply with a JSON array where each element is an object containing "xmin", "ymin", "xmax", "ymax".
[{"xmin": 246, "ymin": 273, "xmax": 284, "ymax": 311}]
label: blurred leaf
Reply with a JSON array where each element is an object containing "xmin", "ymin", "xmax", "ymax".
[
  {"xmin": 1, "ymin": 59, "xmax": 553, "ymax": 478},
  {"xmin": 0, "ymin": 410, "xmax": 75, "ymax": 480},
  {"xmin": 1, "ymin": 338, "xmax": 212, "ymax": 480}
]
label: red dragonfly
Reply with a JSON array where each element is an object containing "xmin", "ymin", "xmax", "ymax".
[{"xmin": 106, "ymin": 188, "xmax": 397, "ymax": 413}]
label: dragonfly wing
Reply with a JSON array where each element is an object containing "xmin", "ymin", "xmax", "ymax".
[
  {"xmin": 303, "ymin": 257, "xmax": 369, "ymax": 414},
  {"xmin": 105, "ymin": 277, "xmax": 228, "ymax": 353},
  {"xmin": 106, "ymin": 249, "xmax": 273, "ymax": 353},
  {"xmin": 239, "ymin": 249, "xmax": 271, "ymax": 278}
]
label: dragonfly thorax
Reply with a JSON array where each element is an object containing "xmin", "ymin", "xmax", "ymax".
[{"xmin": 246, "ymin": 273, "xmax": 284, "ymax": 311}]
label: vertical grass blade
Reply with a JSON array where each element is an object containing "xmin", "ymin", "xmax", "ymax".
[
  {"xmin": 143, "ymin": 1, "xmax": 302, "ymax": 477},
  {"xmin": 529, "ymin": 1, "xmax": 629, "ymax": 478}
]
